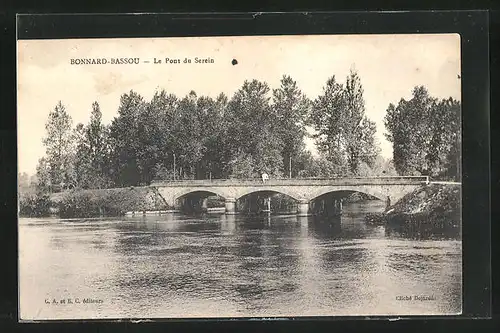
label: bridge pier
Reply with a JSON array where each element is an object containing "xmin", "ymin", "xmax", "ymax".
[
  {"xmin": 297, "ymin": 199, "xmax": 311, "ymax": 217},
  {"xmin": 333, "ymin": 199, "xmax": 343, "ymax": 216},
  {"xmin": 201, "ymin": 197, "xmax": 208, "ymax": 211},
  {"xmin": 225, "ymin": 198, "xmax": 237, "ymax": 215}
]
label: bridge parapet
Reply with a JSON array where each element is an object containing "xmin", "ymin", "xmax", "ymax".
[{"xmin": 151, "ymin": 176, "xmax": 429, "ymax": 187}]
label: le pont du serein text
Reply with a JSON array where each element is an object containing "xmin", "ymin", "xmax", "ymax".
[{"xmin": 70, "ymin": 57, "xmax": 215, "ymax": 65}]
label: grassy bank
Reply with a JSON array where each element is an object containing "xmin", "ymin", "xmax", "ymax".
[
  {"xmin": 55, "ymin": 187, "xmax": 171, "ymax": 218},
  {"xmin": 19, "ymin": 187, "xmax": 171, "ymax": 218},
  {"xmin": 365, "ymin": 183, "xmax": 461, "ymax": 235}
]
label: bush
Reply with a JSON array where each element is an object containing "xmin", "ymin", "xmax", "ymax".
[
  {"xmin": 57, "ymin": 187, "xmax": 171, "ymax": 218},
  {"xmin": 58, "ymin": 190, "xmax": 102, "ymax": 218},
  {"xmin": 19, "ymin": 192, "xmax": 51, "ymax": 217}
]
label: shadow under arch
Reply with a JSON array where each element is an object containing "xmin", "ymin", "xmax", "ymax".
[
  {"xmin": 235, "ymin": 189, "xmax": 301, "ymax": 202},
  {"xmin": 308, "ymin": 189, "xmax": 382, "ymax": 217},
  {"xmin": 236, "ymin": 190, "xmax": 299, "ymax": 215},
  {"xmin": 308, "ymin": 187, "xmax": 386, "ymax": 202},
  {"xmin": 173, "ymin": 188, "xmax": 227, "ymax": 203},
  {"xmin": 174, "ymin": 190, "xmax": 226, "ymax": 213}
]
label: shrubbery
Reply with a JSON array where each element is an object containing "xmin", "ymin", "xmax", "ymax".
[
  {"xmin": 58, "ymin": 190, "xmax": 107, "ymax": 218},
  {"xmin": 57, "ymin": 187, "xmax": 171, "ymax": 218},
  {"xmin": 19, "ymin": 192, "xmax": 51, "ymax": 217}
]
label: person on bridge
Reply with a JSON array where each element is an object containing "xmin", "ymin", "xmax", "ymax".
[{"xmin": 261, "ymin": 173, "xmax": 269, "ymax": 183}]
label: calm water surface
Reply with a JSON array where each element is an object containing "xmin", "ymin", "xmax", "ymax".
[{"xmin": 19, "ymin": 201, "xmax": 462, "ymax": 320}]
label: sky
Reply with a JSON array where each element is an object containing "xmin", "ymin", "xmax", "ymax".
[{"xmin": 17, "ymin": 34, "xmax": 461, "ymax": 175}]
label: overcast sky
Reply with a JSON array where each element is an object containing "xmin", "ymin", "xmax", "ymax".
[{"xmin": 17, "ymin": 34, "xmax": 461, "ymax": 175}]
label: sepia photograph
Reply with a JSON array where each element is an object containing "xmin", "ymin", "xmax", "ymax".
[{"xmin": 17, "ymin": 34, "xmax": 462, "ymax": 320}]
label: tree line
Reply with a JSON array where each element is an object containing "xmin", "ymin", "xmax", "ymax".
[{"xmin": 27, "ymin": 69, "xmax": 460, "ymax": 194}]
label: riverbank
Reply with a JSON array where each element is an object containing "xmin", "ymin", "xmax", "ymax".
[
  {"xmin": 19, "ymin": 187, "xmax": 172, "ymax": 218},
  {"xmin": 56, "ymin": 187, "xmax": 173, "ymax": 218},
  {"xmin": 365, "ymin": 183, "xmax": 461, "ymax": 233}
]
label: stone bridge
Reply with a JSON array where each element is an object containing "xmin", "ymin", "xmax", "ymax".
[{"xmin": 152, "ymin": 176, "xmax": 429, "ymax": 216}]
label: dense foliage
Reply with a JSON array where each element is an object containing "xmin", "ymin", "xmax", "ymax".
[
  {"xmin": 57, "ymin": 187, "xmax": 170, "ymax": 218},
  {"xmin": 384, "ymin": 86, "xmax": 461, "ymax": 180},
  {"xmin": 28, "ymin": 71, "xmax": 460, "ymax": 199},
  {"xmin": 310, "ymin": 70, "xmax": 379, "ymax": 176},
  {"xmin": 41, "ymin": 101, "xmax": 74, "ymax": 191},
  {"xmin": 18, "ymin": 191, "xmax": 51, "ymax": 217}
]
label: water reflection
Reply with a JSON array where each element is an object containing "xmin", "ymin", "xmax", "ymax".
[
  {"xmin": 19, "ymin": 201, "xmax": 462, "ymax": 319},
  {"xmin": 220, "ymin": 214, "xmax": 237, "ymax": 234}
]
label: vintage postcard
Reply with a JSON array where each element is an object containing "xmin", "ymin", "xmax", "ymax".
[{"xmin": 17, "ymin": 34, "xmax": 462, "ymax": 320}]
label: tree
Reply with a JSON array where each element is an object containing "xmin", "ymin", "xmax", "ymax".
[
  {"xmin": 296, "ymin": 153, "xmax": 340, "ymax": 178},
  {"xmin": 384, "ymin": 86, "xmax": 435, "ymax": 175},
  {"xmin": 195, "ymin": 93, "xmax": 229, "ymax": 179},
  {"xmin": 18, "ymin": 172, "xmax": 30, "ymax": 192},
  {"xmin": 70, "ymin": 103, "xmax": 112, "ymax": 189},
  {"xmin": 72, "ymin": 123, "xmax": 90, "ymax": 188},
  {"xmin": 108, "ymin": 91, "xmax": 147, "ymax": 186},
  {"xmin": 227, "ymin": 151, "xmax": 256, "ymax": 179},
  {"xmin": 310, "ymin": 75, "xmax": 345, "ymax": 167},
  {"xmin": 342, "ymin": 69, "xmax": 380, "ymax": 174},
  {"xmin": 384, "ymin": 86, "xmax": 460, "ymax": 179},
  {"xmin": 357, "ymin": 156, "xmax": 398, "ymax": 177},
  {"xmin": 147, "ymin": 89, "xmax": 179, "ymax": 181},
  {"xmin": 86, "ymin": 101, "xmax": 111, "ymax": 187},
  {"xmin": 173, "ymin": 91, "xmax": 206, "ymax": 179},
  {"xmin": 18, "ymin": 159, "xmax": 52, "ymax": 217},
  {"xmin": 428, "ymin": 98, "xmax": 461, "ymax": 180},
  {"xmin": 225, "ymin": 80, "xmax": 284, "ymax": 178},
  {"xmin": 310, "ymin": 69, "xmax": 380, "ymax": 176},
  {"xmin": 134, "ymin": 93, "xmax": 171, "ymax": 183},
  {"xmin": 42, "ymin": 101, "xmax": 74, "ymax": 191},
  {"xmin": 35, "ymin": 157, "xmax": 51, "ymax": 193},
  {"xmin": 272, "ymin": 75, "xmax": 311, "ymax": 177}
]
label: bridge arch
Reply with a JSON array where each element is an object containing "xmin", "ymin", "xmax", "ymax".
[{"xmin": 307, "ymin": 186, "xmax": 387, "ymax": 202}]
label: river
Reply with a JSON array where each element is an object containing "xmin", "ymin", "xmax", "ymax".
[{"xmin": 19, "ymin": 200, "xmax": 462, "ymax": 320}]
